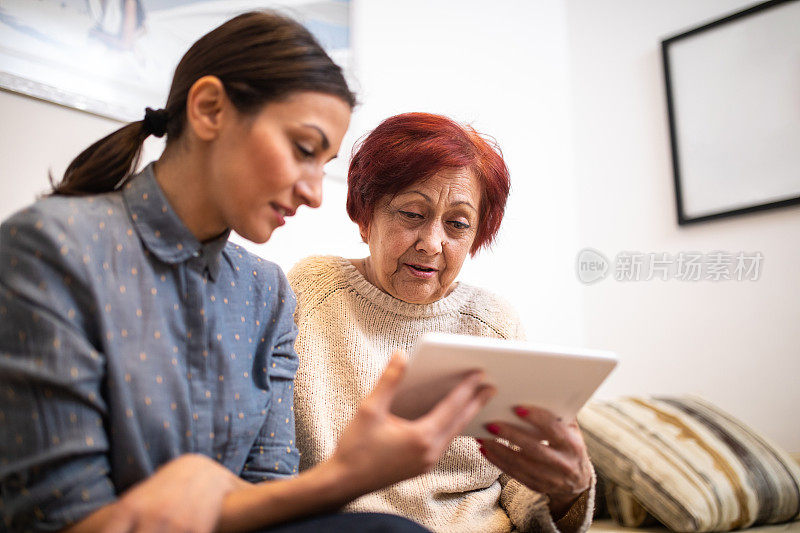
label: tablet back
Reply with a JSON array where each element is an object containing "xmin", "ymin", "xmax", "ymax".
[{"xmin": 389, "ymin": 332, "xmax": 618, "ymax": 438}]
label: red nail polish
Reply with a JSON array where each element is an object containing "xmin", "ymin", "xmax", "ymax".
[
  {"xmin": 478, "ymin": 446, "xmax": 487, "ymax": 457},
  {"xmin": 475, "ymin": 438, "xmax": 484, "ymax": 445},
  {"xmin": 514, "ymin": 406, "xmax": 529, "ymax": 417},
  {"xmin": 485, "ymin": 423, "xmax": 500, "ymax": 435}
]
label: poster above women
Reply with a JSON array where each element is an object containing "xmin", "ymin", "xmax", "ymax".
[{"xmin": 0, "ymin": 0, "xmax": 350, "ymax": 122}]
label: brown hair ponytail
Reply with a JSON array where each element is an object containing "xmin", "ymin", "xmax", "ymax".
[
  {"xmin": 51, "ymin": 11, "xmax": 355, "ymax": 196},
  {"xmin": 51, "ymin": 121, "xmax": 150, "ymax": 195}
]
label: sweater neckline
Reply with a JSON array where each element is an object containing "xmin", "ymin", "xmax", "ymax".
[{"xmin": 334, "ymin": 256, "xmax": 472, "ymax": 318}]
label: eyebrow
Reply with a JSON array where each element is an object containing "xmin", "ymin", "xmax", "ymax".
[
  {"xmin": 399, "ymin": 190, "xmax": 477, "ymax": 212},
  {"xmin": 302, "ymin": 124, "xmax": 330, "ymax": 150}
]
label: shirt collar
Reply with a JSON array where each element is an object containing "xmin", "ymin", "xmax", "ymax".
[
  {"xmin": 123, "ymin": 163, "xmax": 230, "ymax": 281},
  {"xmin": 200, "ymin": 232, "xmax": 229, "ymax": 281}
]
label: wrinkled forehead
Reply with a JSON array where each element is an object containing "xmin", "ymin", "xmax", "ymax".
[{"xmin": 387, "ymin": 167, "xmax": 482, "ymax": 206}]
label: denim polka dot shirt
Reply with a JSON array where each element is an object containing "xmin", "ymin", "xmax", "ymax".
[{"xmin": 0, "ymin": 163, "xmax": 300, "ymax": 532}]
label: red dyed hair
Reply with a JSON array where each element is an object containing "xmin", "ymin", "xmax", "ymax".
[{"xmin": 347, "ymin": 113, "xmax": 510, "ymax": 255}]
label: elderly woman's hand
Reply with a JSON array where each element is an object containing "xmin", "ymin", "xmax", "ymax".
[
  {"xmin": 478, "ymin": 406, "xmax": 592, "ymax": 520},
  {"xmin": 328, "ymin": 351, "xmax": 495, "ymax": 497}
]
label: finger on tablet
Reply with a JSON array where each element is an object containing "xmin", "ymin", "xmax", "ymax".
[
  {"xmin": 484, "ymin": 421, "xmax": 565, "ymax": 464},
  {"xmin": 512, "ymin": 405, "xmax": 573, "ymax": 448},
  {"xmin": 478, "ymin": 438, "xmax": 565, "ymax": 495},
  {"xmin": 485, "ymin": 420, "xmax": 549, "ymax": 447},
  {"xmin": 439, "ymin": 383, "xmax": 495, "ymax": 440},
  {"xmin": 421, "ymin": 372, "xmax": 493, "ymax": 437}
]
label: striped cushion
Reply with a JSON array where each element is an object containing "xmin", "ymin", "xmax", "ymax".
[
  {"xmin": 601, "ymin": 477, "xmax": 659, "ymax": 527},
  {"xmin": 578, "ymin": 396, "xmax": 800, "ymax": 532}
]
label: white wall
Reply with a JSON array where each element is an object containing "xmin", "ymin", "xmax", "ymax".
[
  {"xmin": 567, "ymin": 0, "xmax": 800, "ymax": 450},
  {"xmin": 0, "ymin": 91, "xmax": 115, "ymax": 219},
  {"xmin": 0, "ymin": 90, "xmax": 164, "ymax": 221},
  {"xmin": 1, "ymin": 0, "xmax": 798, "ymax": 451}
]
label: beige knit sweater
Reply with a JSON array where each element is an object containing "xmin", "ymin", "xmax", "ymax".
[{"xmin": 288, "ymin": 256, "xmax": 594, "ymax": 533}]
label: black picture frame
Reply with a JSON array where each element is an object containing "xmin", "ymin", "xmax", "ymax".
[{"xmin": 662, "ymin": 0, "xmax": 800, "ymax": 225}]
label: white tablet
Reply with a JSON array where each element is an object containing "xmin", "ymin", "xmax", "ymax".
[{"xmin": 389, "ymin": 332, "xmax": 618, "ymax": 438}]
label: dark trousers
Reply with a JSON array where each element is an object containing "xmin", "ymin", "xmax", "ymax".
[{"xmin": 262, "ymin": 512, "xmax": 431, "ymax": 532}]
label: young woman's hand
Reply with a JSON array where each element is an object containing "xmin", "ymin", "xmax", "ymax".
[
  {"xmin": 68, "ymin": 453, "xmax": 246, "ymax": 533},
  {"xmin": 327, "ymin": 351, "xmax": 494, "ymax": 497},
  {"xmin": 478, "ymin": 406, "xmax": 592, "ymax": 520}
]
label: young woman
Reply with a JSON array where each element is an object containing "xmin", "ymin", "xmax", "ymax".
[{"xmin": 0, "ymin": 12, "xmax": 492, "ymax": 533}]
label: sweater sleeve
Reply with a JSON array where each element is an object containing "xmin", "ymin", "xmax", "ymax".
[{"xmin": 499, "ymin": 469, "xmax": 596, "ymax": 533}]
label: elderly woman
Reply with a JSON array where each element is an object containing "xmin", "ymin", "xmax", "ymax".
[{"xmin": 288, "ymin": 113, "xmax": 595, "ymax": 533}]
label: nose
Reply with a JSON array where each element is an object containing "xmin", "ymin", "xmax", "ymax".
[
  {"xmin": 415, "ymin": 220, "xmax": 445, "ymax": 255},
  {"xmin": 295, "ymin": 169, "xmax": 324, "ymax": 209}
]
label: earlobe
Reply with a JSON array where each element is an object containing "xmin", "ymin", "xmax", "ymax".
[
  {"xmin": 359, "ymin": 223, "xmax": 370, "ymax": 243},
  {"xmin": 186, "ymin": 75, "xmax": 228, "ymax": 142}
]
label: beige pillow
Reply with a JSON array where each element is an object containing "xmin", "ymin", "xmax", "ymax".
[{"xmin": 578, "ymin": 396, "xmax": 800, "ymax": 532}]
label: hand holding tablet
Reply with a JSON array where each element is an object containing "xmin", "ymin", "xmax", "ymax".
[{"xmin": 389, "ymin": 332, "xmax": 618, "ymax": 438}]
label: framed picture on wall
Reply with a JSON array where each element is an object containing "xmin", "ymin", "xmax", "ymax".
[
  {"xmin": 0, "ymin": 0, "xmax": 350, "ymax": 123},
  {"xmin": 662, "ymin": 0, "xmax": 800, "ymax": 225}
]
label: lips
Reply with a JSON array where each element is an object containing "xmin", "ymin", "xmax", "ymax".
[
  {"xmin": 404, "ymin": 263, "xmax": 438, "ymax": 279},
  {"xmin": 270, "ymin": 203, "xmax": 296, "ymax": 226},
  {"xmin": 406, "ymin": 263, "xmax": 437, "ymax": 272},
  {"xmin": 271, "ymin": 203, "xmax": 296, "ymax": 217}
]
